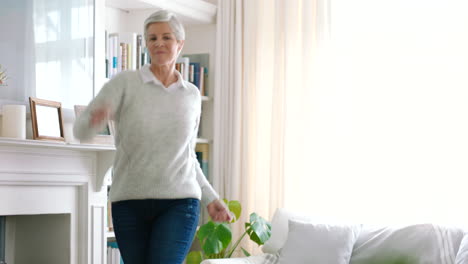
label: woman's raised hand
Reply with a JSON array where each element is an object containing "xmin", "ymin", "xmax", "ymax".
[
  {"xmin": 207, "ymin": 199, "xmax": 233, "ymax": 222},
  {"xmin": 90, "ymin": 106, "xmax": 111, "ymax": 128}
]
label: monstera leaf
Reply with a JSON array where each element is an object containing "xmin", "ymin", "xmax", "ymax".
[
  {"xmin": 245, "ymin": 212, "xmax": 271, "ymax": 245},
  {"xmin": 226, "ymin": 212, "xmax": 272, "ymax": 258},
  {"xmin": 197, "ymin": 221, "xmax": 232, "ymax": 255},
  {"xmin": 185, "ymin": 251, "xmax": 203, "ymax": 264},
  {"xmin": 224, "ymin": 199, "xmax": 241, "ymax": 223}
]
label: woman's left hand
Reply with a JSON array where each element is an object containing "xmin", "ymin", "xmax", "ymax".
[{"xmin": 207, "ymin": 199, "xmax": 233, "ymax": 222}]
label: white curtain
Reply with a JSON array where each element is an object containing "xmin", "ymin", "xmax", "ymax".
[
  {"xmin": 213, "ymin": 0, "xmax": 254, "ymax": 255},
  {"xmin": 215, "ymin": 0, "xmax": 468, "ymax": 254},
  {"xmin": 0, "ymin": 0, "xmax": 94, "ymax": 108},
  {"xmin": 33, "ymin": 0, "xmax": 94, "ymax": 109},
  {"xmin": 214, "ymin": 0, "xmax": 326, "ymax": 254},
  {"xmin": 319, "ymin": 0, "xmax": 468, "ymax": 225},
  {"xmin": 0, "ymin": 0, "xmax": 36, "ymax": 105}
]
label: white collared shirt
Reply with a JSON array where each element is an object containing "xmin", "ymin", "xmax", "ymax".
[{"xmin": 139, "ymin": 64, "xmax": 187, "ymax": 90}]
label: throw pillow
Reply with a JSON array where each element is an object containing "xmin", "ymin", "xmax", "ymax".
[
  {"xmin": 455, "ymin": 234, "xmax": 468, "ymax": 264},
  {"xmin": 262, "ymin": 208, "xmax": 338, "ymax": 254},
  {"xmin": 262, "ymin": 208, "xmax": 314, "ymax": 254},
  {"xmin": 278, "ymin": 219, "xmax": 360, "ymax": 264}
]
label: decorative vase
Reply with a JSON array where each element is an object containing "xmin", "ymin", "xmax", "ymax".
[{"xmin": 1, "ymin": 104, "xmax": 26, "ymax": 139}]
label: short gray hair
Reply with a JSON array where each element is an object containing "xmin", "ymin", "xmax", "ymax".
[{"xmin": 144, "ymin": 9, "xmax": 185, "ymax": 41}]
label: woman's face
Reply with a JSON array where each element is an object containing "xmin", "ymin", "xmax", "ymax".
[{"xmin": 146, "ymin": 22, "xmax": 184, "ymax": 66}]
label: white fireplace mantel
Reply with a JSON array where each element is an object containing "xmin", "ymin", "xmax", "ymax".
[
  {"xmin": 0, "ymin": 138, "xmax": 115, "ymax": 191},
  {"xmin": 0, "ymin": 137, "xmax": 115, "ymax": 264}
]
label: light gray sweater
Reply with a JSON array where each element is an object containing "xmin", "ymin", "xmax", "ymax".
[{"xmin": 73, "ymin": 65, "xmax": 219, "ymax": 205}]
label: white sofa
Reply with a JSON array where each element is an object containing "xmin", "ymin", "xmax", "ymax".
[{"xmin": 201, "ymin": 208, "xmax": 468, "ymax": 264}]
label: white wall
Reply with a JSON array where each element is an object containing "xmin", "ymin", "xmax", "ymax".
[
  {"xmin": 184, "ymin": 24, "xmax": 216, "ymax": 141},
  {"xmin": 105, "ymin": 7, "xmax": 132, "ymax": 34},
  {"xmin": 120, "ymin": 9, "xmax": 152, "ymax": 34}
]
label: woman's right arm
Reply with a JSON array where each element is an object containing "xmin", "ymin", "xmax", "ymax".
[{"xmin": 73, "ymin": 75, "xmax": 126, "ymax": 141}]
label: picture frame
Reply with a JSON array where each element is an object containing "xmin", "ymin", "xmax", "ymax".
[
  {"xmin": 29, "ymin": 97, "xmax": 65, "ymax": 141},
  {"xmin": 74, "ymin": 105, "xmax": 115, "ymax": 145}
]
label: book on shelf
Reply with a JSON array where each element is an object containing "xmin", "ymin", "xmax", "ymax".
[
  {"xmin": 141, "ymin": 47, "xmax": 150, "ymax": 66},
  {"xmin": 197, "ymin": 116, "xmax": 203, "ymax": 137},
  {"xmin": 136, "ymin": 35, "xmax": 143, "ymax": 70},
  {"xmin": 189, "ymin": 62, "xmax": 201, "ymax": 89},
  {"xmin": 195, "ymin": 143, "xmax": 209, "ymax": 179},
  {"xmin": 107, "ymin": 241, "xmax": 123, "ymax": 264},
  {"xmin": 119, "ymin": 43, "xmax": 127, "ymax": 71},
  {"xmin": 175, "ymin": 56, "xmax": 208, "ymax": 96},
  {"xmin": 105, "ymin": 30, "xmax": 109, "ymax": 78},
  {"xmin": 200, "ymin": 67, "xmax": 207, "ymax": 96},
  {"xmin": 106, "ymin": 184, "xmax": 114, "ymax": 232},
  {"xmin": 179, "ymin": 54, "xmax": 209, "ymax": 96},
  {"xmin": 106, "ymin": 32, "xmax": 145, "ymax": 78},
  {"xmin": 119, "ymin": 32, "xmax": 137, "ymax": 70},
  {"xmin": 176, "ymin": 57, "xmax": 190, "ymax": 81}
]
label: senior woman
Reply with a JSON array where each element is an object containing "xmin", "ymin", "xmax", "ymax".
[{"xmin": 74, "ymin": 9, "xmax": 231, "ymax": 264}]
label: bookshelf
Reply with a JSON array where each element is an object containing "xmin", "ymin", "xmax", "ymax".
[{"xmin": 99, "ymin": 0, "xmax": 218, "ymax": 245}]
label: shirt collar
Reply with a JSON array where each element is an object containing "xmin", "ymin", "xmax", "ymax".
[{"xmin": 139, "ymin": 64, "xmax": 187, "ymax": 89}]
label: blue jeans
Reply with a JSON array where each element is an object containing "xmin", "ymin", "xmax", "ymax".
[{"xmin": 111, "ymin": 198, "xmax": 200, "ymax": 264}]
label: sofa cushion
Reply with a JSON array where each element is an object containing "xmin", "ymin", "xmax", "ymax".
[
  {"xmin": 263, "ymin": 208, "xmax": 340, "ymax": 254},
  {"xmin": 455, "ymin": 233, "xmax": 468, "ymax": 264},
  {"xmin": 262, "ymin": 208, "xmax": 312, "ymax": 254},
  {"xmin": 278, "ymin": 219, "xmax": 360, "ymax": 264},
  {"xmin": 350, "ymin": 224, "xmax": 465, "ymax": 264}
]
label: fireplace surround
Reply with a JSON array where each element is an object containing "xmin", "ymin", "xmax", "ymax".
[{"xmin": 0, "ymin": 138, "xmax": 114, "ymax": 264}]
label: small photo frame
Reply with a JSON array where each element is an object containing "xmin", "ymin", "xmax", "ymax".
[
  {"xmin": 29, "ymin": 97, "xmax": 65, "ymax": 142},
  {"xmin": 74, "ymin": 105, "xmax": 115, "ymax": 145}
]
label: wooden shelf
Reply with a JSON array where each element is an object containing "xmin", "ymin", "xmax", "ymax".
[{"xmin": 196, "ymin": 138, "xmax": 211, "ymax": 144}]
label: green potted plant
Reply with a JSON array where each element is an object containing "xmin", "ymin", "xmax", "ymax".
[{"xmin": 186, "ymin": 199, "xmax": 271, "ymax": 264}]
